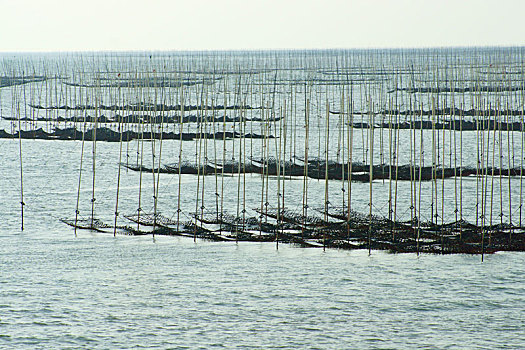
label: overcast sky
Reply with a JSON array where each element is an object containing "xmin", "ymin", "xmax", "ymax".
[{"xmin": 0, "ymin": 0, "xmax": 524, "ymax": 52}]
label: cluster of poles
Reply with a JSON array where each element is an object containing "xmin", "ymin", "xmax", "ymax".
[{"xmin": 2, "ymin": 48, "xmax": 525, "ymax": 259}]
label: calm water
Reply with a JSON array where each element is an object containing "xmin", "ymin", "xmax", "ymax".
[
  {"xmin": 0, "ymin": 231, "xmax": 524, "ymax": 349},
  {"xmin": 1, "ymin": 141, "xmax": 523, "ymax": 348},
  {"xmin": 1, "ymin": 49, "xmax": 525, "ymax": 348}
]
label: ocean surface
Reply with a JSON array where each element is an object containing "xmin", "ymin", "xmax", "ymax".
[
  {"xmin": 1, "ymin": 231, "xmax": 524, "ymax": 349},
  {"xmin": 1, "ymin": 138, "xmax": 524, "ymax": 349},
  {"xmin": 1, "ymin": 49, "xmax": 524, "ymax": 348}
]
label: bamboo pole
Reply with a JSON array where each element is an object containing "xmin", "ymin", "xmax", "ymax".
[
  {"xmin": 74, "ymin": 75, "xmax": 88, "ymax": 236},
  {"xmin": 347, "ymin": 91, "xmax": 354, "ymax": 241},
  {"xmin": 368, "ymin": 97, "xmax": 374, "ymax": 256},
  {"xmin": 324, "ymin": 101, "xmax": 330, "ymax": 251},
  {"xmin": 176, "ymin": 84, "xmax": 185, "ymax": 233},
  {"xmin": 90, "ymin": 73, "xmax": 100, "ymax": 229},
  {"xmin": 302, "ymin": 97, "xmax": 310, "ymax": 239},
  {"xmin": 17, "ymin": 89, "xmax": 24, "ymax": 231},
  {"xmin": 114, "ymin": 79, "xmax": 124, "ymax": 237}
]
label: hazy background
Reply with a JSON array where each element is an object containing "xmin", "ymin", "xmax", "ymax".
[{"xmin": 0, "ymin": 0, "xmax": 524, "ymax": 51}]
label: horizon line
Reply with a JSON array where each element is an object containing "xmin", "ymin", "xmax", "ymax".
[{"xmin": 1, "ymin": 45, "xmax": 524, "ymax": 55}]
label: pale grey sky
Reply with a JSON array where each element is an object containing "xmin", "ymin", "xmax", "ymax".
[{"xmin": 0, "ymin": 0, "xmax": 523, "ymax": 52}]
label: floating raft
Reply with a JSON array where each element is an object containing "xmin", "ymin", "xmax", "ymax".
[{"xmin": 61, "ymin": 208, "xmax": 525, "ymax": 254}]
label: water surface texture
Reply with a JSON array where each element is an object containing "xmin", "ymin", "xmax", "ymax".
[
  {"xmin": 1, "ymin": 49, "xmax": 524, "ymax": 348},
  {"xmin": 1, "ymin": 233, "xmax": 524, "ymax": 349}
]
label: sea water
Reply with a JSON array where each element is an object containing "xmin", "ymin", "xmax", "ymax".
[{"xmin": 1, "ymin": 49, "xmax": 524, "ymax": 348}]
